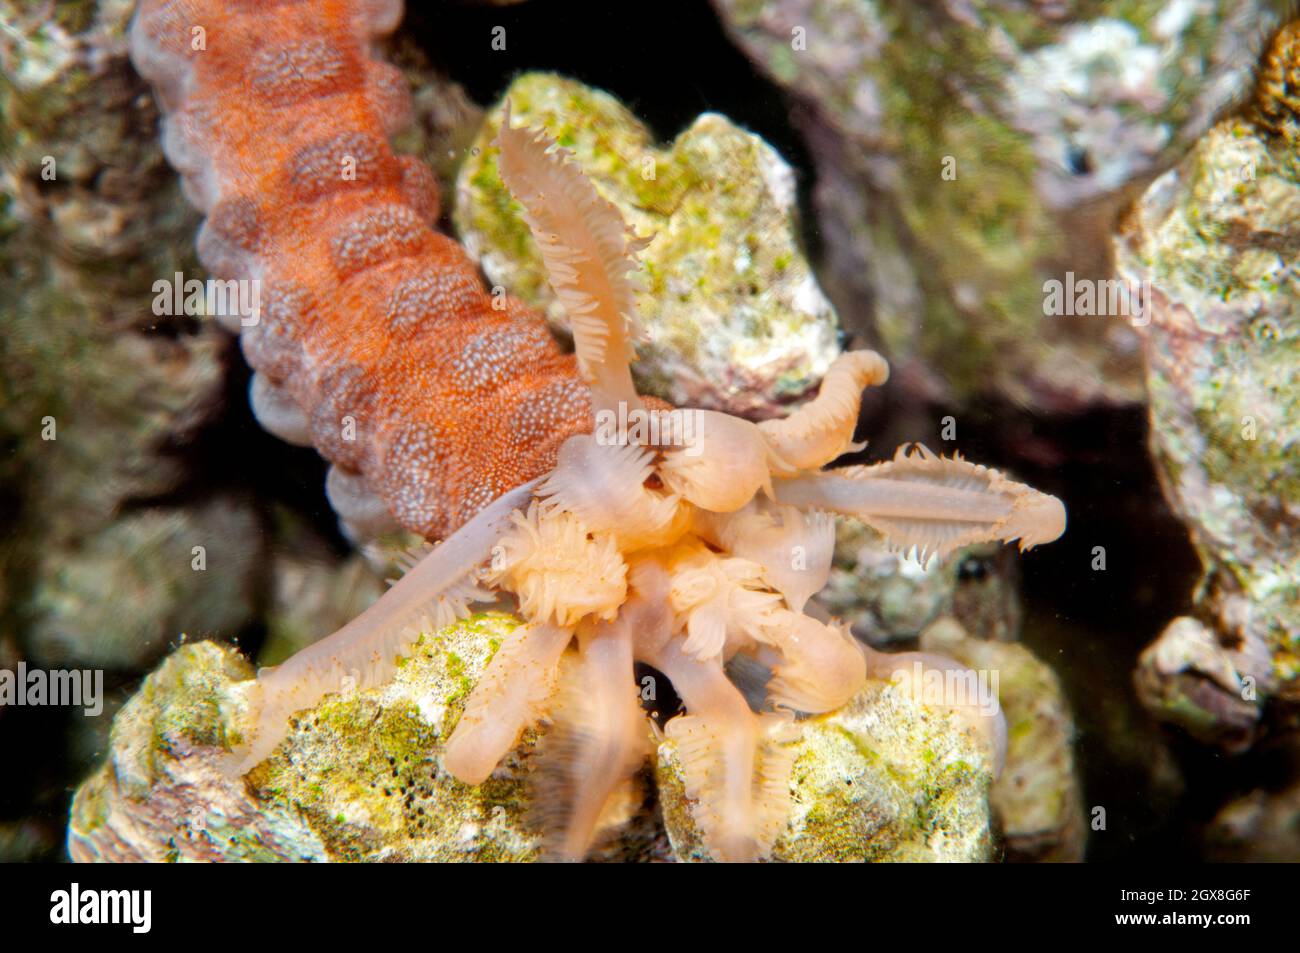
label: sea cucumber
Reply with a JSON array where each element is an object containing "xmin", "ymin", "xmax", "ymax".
[{"xmin": 130, "ymin": 0, "xmax": 1067, "ymax": 861}]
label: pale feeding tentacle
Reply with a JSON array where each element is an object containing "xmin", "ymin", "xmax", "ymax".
[
  {"xmin": 697, "ymin": 500, "xmax": 836, "ymax": 613},
  {"xmin": 659, "ymin": 410, "xmax": 778, "ymax": 512},
  {"xmin": 487, "ymin": 501, "xmax": 628, "ymax": 626},
  {"xmin": 651, "ymin": 637, "xmax": 800, "ymax": 862},
  {"xmin": 759, "ymin": 350, "xmax": 888, "ymax": 472},
  {"xmin": 532, "ymin": 615, "xmax": 651, "ymax": 862},
  {"xmin": 774, "ymin": 443, "xmax": 1067, "ymax": 562},
  {"xmin": 623, "ymin": 557, "xmax": 676, "ymax": 660},
  {"xmin": 226, "ymin": 479, "xmax": 541, "ymax": 775},
  {"xmin": 493, "ymin": 101, "xmax": 646, "ymax": 417},
  {"xmin": 666, "ymin": 546, "xmax": 782, "ymax": 661},
  {"xmin": 757, "ymin": 610, "xmax": 867, "ymax": 714},
  {"xmin": 536, "ymin": 434, "xmax": 680, "ymax": 549},
  {"xmin": 444, "ymin": 621, "xmax": 574, "ymax": 785}
]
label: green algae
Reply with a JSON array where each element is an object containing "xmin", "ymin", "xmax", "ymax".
[
  {"xmin": 657, "ymin": 677, "xmax": 993, "ymax": 862},
  {"xmin": 454, "ymin": 72, "xmax": 839, "ymax": 417}
]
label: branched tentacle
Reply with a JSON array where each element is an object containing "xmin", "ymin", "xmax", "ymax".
[
  {"xmin": 696, "ymin": 500, "xmax": 836, "ymax": 612},
  {"xmin": 774, "ymin": 443, "xmax": 1067, "ymax": 562},
  {"xmin": 759, "ymin": 349, "xmax": 888, "ymax": 472},
  {"xmin": 757, "ymin": 610, "xmax": 867, "ymax": 714},
  {"xmin": 648, "ymin": 637, "xmax": 800, "ymax": 863},
  {"xmin": 658, "ymin": 410, "xmax": 778, "ymax": 512},
  {"xmin": 493, "ymin": 101, "xmax": 646, "ymax": 418},
  {"xmin": 444, "ymin": 621, "xmax": 574, "ymax": 785},
  {"xmin": 536, "ymin": 434, "xmax": 680, "ymax": 549},
  {"xmin": 532, "ymin": 614, "xmax": 650, "ymax": 861},
  {"xmin": 226, "ymin": 478, "xmax": 539, "ymax": 775}
]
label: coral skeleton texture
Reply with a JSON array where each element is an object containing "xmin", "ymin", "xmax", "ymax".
[{"xmin": 129, "ymin": 0, "xmax": 1066, "ymax": 860}]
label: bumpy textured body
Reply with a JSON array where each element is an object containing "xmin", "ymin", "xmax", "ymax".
[{"xmin": 131, "ymin": 0, "xmax": 591, "ymax": 541}]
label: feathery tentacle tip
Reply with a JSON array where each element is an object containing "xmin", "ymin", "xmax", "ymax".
[{"xmin": 1007, "ymin": 491, "xmax": 1067, "ymax": 551}]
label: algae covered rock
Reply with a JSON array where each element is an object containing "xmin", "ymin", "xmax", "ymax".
[
  {"xmin": 67, "ymin": 617, "xmax": 663, "ymax": 862},
  {"xmin": 814, "ymin": 521, "xmax": 956, "ymax": 645},
  {"xmin": 1133, "ymin": 617, "xmax": 1262, "ymax": 751},
  {"xmin": 657, "ymin": 675, "xmax": 994, "ymax": 862},
  {"xmin": 1115, "ymin": 93, "xmax": 1300, "ymax": 740},
  {"xmin": 712, "ymin": 0, "xmax": 1283, "ymax": 411},
  {"xmin": 454, "ymin": 72, "xmax": 840, "ymax": 418},
  {"xmin": 921, "ymin": 618, "xmax": 1085, "ymax": 862},
  {"xmin": 815, "ymin": 524, "xmax": 1023, "ymax": 647},
  {"xmin": 70, "ymin": 615, "xmax": 1004, "ymax": 862},
  {"xmin": 69, "ymin": 619, "xmax": 539, "ymax": 862},
  {"xmin": 67, "ymin": 640, "xmax": 320, "ymax": 863}
]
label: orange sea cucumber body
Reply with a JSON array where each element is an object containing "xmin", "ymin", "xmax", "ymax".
[{"xmin": 131, "ymin": 0, "xmax": 592, "ymax": 539}]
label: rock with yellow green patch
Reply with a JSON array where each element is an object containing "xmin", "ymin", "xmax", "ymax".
[
  {"xmin": 67, "ymin": 616, "xmax": 663, "ymax": 862},
  {"xmin": 921, "ymin": 617, "xmax": 1084, "ymax": 862},
  {"xmin": 1116, "ymin": 107, "xmax": 1300, "ymax": 743},
  {"xmin": 454, "ymin": 72, "xmax": 840, "ymax": 418},
  {"xmin": 657, "ymin": 675, "xmax": 994, "ymax": 862}
]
